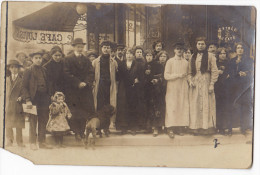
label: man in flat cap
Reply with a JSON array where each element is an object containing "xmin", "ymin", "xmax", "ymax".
[
  {"xmin": 63, "ymin": 38, "xmax": 95, "ymax": 141},
  {"xmin": 92, "ymin": 40, "xmax": 118, "ymax": 129},
  {"xmin": 22, "ymin": 50, "xmax": 52, "ymax": 150},
  {"xmin": 115, "ymin": 44, "xmax": 125, "ymax": 64}
]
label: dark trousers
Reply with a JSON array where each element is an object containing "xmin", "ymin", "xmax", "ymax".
[
  {"xmin": 29, "ymin": 91, "xmax": 50, "ymax": 144},
  {"xmin": 69, "ymin": 118, "xmax": 86, "ymax": 136},
  {"xmin": 6, "ymin": 127, "xmax": 23, "ymax": 144},
  {"xmin": 97, "ymin": 80, "xmax": 111, "ymax": 111}
]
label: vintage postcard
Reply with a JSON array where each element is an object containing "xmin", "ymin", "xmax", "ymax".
[{"xmin": 0, "ymin": 1, "xmax": 255, "ymax": 168}]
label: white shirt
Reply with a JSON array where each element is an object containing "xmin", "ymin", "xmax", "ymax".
[
  {"xmin": 11, "ymin": 73, "xmax": 18, "ymax": 81},
  {"xmin": 74, "ymin": 51, "xmax": 82, "ymax": 57},
  {"xmin": 126, "ymin": 61, "xmax": 132, "ymax": 69}
]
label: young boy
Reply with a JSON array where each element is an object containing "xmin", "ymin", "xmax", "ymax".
[
  {"xmin": 5, "ymin": 60, "xmax": 25, "ymax": 147},
  {"xmin": 22, "ymin": 51, "xmax": 52, "ymax": 150},
  {"xmin": 208, "ymin": 41, "xmax": 218, "ymax": 55}
]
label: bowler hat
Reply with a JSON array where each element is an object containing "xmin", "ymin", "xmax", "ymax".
[
  {"xmin": 117, "ymin": 44, "xmax": 125, "ymax": 49},
  {"xmin": 16, "ymin": 52, "xmax": 28, "ymax": 59},
  {"xmin": 7, "ymin": 59, "xmax": 23, "ymax": 67},
  {"xmin": 71, "ymin": 38, "xmax": 86, "ymax": 46},
  {"xmin": 29, "ymin": 51, "xmax": 44, "ymax": 58}
]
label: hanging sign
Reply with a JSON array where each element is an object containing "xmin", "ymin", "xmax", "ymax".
[{"xmin": 13, "ymin": 26, "xmax": 73, "ymax": 45}]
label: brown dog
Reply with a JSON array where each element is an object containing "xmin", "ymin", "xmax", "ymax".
[{"xmin": 84, "ymin": 105, "xmax": 115, "ymax": 149}]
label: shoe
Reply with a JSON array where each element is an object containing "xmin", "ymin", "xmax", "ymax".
[
  {"xmin": 80, "ymin": 133, "xmax": 86, "ymax": 139},
  {"xmin": 17, "ymin": 143, "xmax": 26, "ymax": 147},
  {"xmin": 60, "ymin": 144, "xmax": 66, "ymax": 148},
  {"xmin": 5, "ymin": 141, "xmax": 13, "ymax": 147},
  {"xmin": 39, "ymin": 143, "xmax": 53, "ymax": 149},
  {"xmin": 219, "ymin": 129, "xmax": 225, "ymax": 135},
  {"xmin": 30, "ymin": 143, "xmax": 38, "ymax": 150},
  {"xmin": 168, "ymin": 131, "xmax": 175, "ymax": 139},
  {"xmin": 241, "ymin": 129, "xmax": 247, "ymax": 135},
  {"xmin": 227, "ymin": 129, "xmax": 232, "ymax": 136},
  {"xmin": 131, "ymin": 130, "xmax": 136, "ymax": 136},
  {"xmin": 153, "ymin": 129, "xmax": 158, "ymax": 137},
  {"xmin": 121, "ymin": 130, "xmax": 127, "ymax": 135},
  {"xmin": 75, "ymin": 134, "xmax": 82, "ymax": 141}
]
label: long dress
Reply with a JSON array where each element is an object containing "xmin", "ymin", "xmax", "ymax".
[
  {"xmin": 46, "ymin": 102, "xmax": 71, "ymax": 133},
  {"xmin": 215, "ymin": 60, "xmax": 230, "ymax": 131},
  {"xmin": 145, "ymin": 61, "xmax": 165, "ymax": 129},
  {"xmin": 115, "ymin": 60, "xmax": 145, "ymax": 131},
  {"xmin": 164, "ymin": 56, "xmax": 189, "ymax": 128},
  {"xmin": 188, "ymin": 53, "xmax": 219, "ymax": 131}
]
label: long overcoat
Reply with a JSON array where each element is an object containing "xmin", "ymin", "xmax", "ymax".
[
  {"xmin": 6, "ymin": 74, "xmax": 25, "ymax": 128},
  {"xmin": 63, "ymin": 53, "xmax": 95, "ymax": 119}
]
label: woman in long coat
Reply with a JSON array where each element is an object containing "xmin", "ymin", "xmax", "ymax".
[
  {"xmin": 188, "ymin": 37, "xmax": 219, "ymax": 135},
  {"xmin": 116, "ymin": 48, "xmax": 145, "ymax": 135},
  {"xmin": 43, "ymin": 46, "xmax": 65, "ymax": 96},
  {"xmin": 215, "ymin": 47, "xmax": 230, "ymax": 135},
  {"xmin": 5, "ymin": 60, "xmax": 25, "ymax": 147},
  {"xmin": 164, "ymin": 43, "xmax": 189, "ymax": 138},
  {"xmin": 226, "ymin": 42, "xmax": 254, "ymax": 135}
]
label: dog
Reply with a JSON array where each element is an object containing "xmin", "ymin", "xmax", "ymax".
[{"xmin": 84, "ymin": 105, "xmax": 116, "ymax": 149}]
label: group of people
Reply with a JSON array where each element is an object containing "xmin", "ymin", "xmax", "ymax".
[{"xmin": 5, "ymin": 36, "xmax": 254, "ymax": 150}]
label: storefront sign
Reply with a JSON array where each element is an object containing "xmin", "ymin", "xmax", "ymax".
[
  {"xmin": 218, "ymin": 26, "xmax": 238, "ymax": 43},
  {"xmin": 13, "ymin": 27, "xmax": 73, "ymax": 45}
]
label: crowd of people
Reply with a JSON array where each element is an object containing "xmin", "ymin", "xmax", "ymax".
[{"xmin": 5, "ymin": 36, "xmax": 254, "ymax": 150}]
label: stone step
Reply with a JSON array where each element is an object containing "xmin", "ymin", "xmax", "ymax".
[{"xmin": 45, "ymin": 130, "xmax": 252, "ymax": 147}]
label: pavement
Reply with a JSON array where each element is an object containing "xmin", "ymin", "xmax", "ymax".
[{"xmin": 3, "ymin": 121, "xmax": 253, "ymax": 168}]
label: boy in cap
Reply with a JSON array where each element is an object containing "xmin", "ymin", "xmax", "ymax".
[
  {"xmin": 208, "ymin": 41, "xmax": 218, "ymax": 55},
  {"xmin": 5, "ymin": 60, "xmax": 25, "ymax": 147},
  {"xmin": 64, "ymin": 38, "xmax": 95, "ymax": 141},
  {"xmin": 22, "ymin": 51, "xmax": 52, "ymax": 150}
]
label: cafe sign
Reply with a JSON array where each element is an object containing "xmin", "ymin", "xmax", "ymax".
[
  {"xmin": 13, "ymin": 27, "xmax": 73, "ymax": 45},
  {"xmin": 218, "ymin": 26, "xmax": 239, "ymax": 43}
]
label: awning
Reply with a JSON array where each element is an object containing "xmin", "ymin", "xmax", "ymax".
[{"xmin": 12, "ymin": 2, "xmax": 80, "ymax": 44}]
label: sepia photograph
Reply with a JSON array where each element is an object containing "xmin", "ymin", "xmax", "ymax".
[{"xmin": 0, "ymin": 1, "xmax": 256, "ymax": 169}]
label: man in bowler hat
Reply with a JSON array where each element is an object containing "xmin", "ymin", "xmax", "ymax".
[
  {"xmin": 6, "ymin": 59, "xmax": 25, "ymax": 147},
  {"xmin": 64, "ymin": 38, "xmax": 95, "ymax": 141}
]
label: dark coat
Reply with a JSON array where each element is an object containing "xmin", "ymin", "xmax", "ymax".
[
  {"xmin": 115, "ymin": 60, "xmax": 146, "ymax": 130},
  {"xmin": 22, "ymin": 65, "xmax": 51, "ymax": 102},
  {"xmin": 215, "ymin": 60, "xmax": 230, "ymax": 129},
  {"xmin": 144, "ymin": 60, "xmax": 165, "ymax": 128},
  {"xmin": 43, "ymin": 58, "xmax": 65, "ymax": 96},
  {"xmin": 6, "ymin": 74, "xmax": 25, "ymax": 128},
  {"xmin": 63, "ymin": 53, "xmax": 95, "ymax": 119},
  {"xmin": 226, "ymin": 56, "xmax": 254, "ymax": 129}
]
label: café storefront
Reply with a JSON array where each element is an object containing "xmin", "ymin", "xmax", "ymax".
[{"xmin": 12, "ymin": 3, "xmax": 255, "ymax": 58}]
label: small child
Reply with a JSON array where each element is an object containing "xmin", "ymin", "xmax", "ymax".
[{"xmin": 46, "ymin": 92, "xmax": 72, "ymax": 148}]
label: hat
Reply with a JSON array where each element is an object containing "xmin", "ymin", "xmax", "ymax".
[
  {"xmin": 29, "ymin": 51, "xmax": 44, "ymax": 58},
  {"xmin": 49, "ymin": 46, "xmax": 63, "ymax": 56},
  {"xmin": 208, "ymin": 40, "xmax": 218, "ymax": 46},
  {"xmin": 100, "ymin": 40, "xmax": 112, "ymax": 48},
  {"xmin": 16, "ymin": 52, "xmax": 28, "ymax": 59},
  {"xmin": 117, "ymin": 44, "xmax": 125, "ymax": 49},
  {"xmin": 71, "ymin": 38, "xmax": 86, "ymax": 46},
  {"xmin": 7, "ymin": 59, "xmax": 23, "ymax": 67},
  {"xmin": 172, "ymin": 42, "xmax": 185, "ymax": 49}
]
